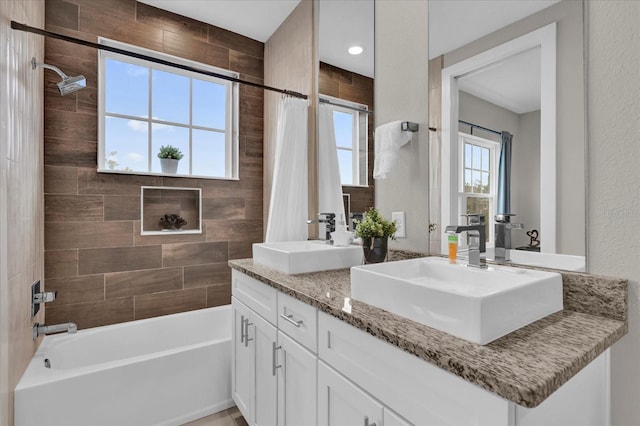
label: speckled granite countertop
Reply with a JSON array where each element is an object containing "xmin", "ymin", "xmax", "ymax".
[{"xmin": 228, "ymin": 254, "xmax": 627, "ymax": 408}]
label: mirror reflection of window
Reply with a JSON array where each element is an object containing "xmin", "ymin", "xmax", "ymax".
[
  {"xmin": 459, "ymin": 133, "xmax": 499, "ymax": 244},
  {"xmin": 321, "ymin": 97, "xmax": 369, "ymax": 187}
]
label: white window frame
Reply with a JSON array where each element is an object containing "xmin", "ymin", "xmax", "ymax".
[
  {"xmin": 458, "ymin": 132, "xmax": 499, "ymax": 247},
  {"xmin": 321, "ymin": 95, "xmax": 369, "ymax": 187},
  {"xmin": 97, "ymin": 38, "xmax": 239, "ymax": 180}
]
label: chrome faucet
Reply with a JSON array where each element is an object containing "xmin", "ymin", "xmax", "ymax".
[
  {"xmin": 307, "ymin": 212, "xmax": 336, "ymax": 243},
  {"xmin": 33, "ymin": 322, "xmax": 77, "ymax": 340},
  {"xmin": 445, "ymin": 214, "xmax": 487, "ymax": 268},
  {"xmin": 494, "ymin": 214, "xmax": 524, "ymax": 261}
]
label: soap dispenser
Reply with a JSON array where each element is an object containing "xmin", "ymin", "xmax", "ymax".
[{"xmin": 330, "ymin": 215, "xmax": 354, "ymax": 247}]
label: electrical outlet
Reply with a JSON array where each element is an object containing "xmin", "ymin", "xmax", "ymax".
[{"xmin": 392, "ymin": 211, "xmax": 406, "ymax": 238}]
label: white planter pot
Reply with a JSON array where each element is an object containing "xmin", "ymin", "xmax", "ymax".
[{"xmin": 160, "ymin": 158, "xmax": 179, "ymax": 174}]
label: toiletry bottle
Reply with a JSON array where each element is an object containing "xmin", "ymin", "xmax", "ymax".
[
  {"xmin": 331, "ymin": 215, "xmax": 353, "ymax": 247},
  {"xmin": 447, "ymin": 232, "xmax": 458, "ymax": 264}
]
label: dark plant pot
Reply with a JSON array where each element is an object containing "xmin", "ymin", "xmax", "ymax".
[{"xmin": 362, "ymin": 237, "xmax": 388, "ymax": 264}]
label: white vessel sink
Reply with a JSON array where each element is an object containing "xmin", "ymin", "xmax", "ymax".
[
  {"xmin": 351, "ymin": 257, "xmax": 563, "ymax": 344},
  {"xmin": 253, "ymin": 241, "xmax": 363, "ymax": 274},
  {"xmin": 506, "ymin": 250, "xmax": 585, "ymax": 272}
]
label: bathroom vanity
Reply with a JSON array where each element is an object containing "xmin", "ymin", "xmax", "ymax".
[{"xmin": 229, "ymin": 257, "xmax": 627, "ymax": 426}]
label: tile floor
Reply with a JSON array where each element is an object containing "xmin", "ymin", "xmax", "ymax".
[{"xmin": 182, "ymin": 406, "xmax": 248, "ymax": 426}]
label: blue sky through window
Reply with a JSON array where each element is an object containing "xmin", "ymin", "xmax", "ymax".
[
  {"xmin": 103, "ymin": 56, "xmax": 230, "ymax": 177},
  {"xmin": 333, "ymin": 110, "xmax": 355, "ymax": 185}
]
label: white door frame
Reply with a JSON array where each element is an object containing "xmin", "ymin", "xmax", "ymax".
[{"xmin": 440, "ymin": 23, "xmax": 556, "ymax": 254}]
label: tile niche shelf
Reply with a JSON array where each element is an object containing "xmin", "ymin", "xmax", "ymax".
[{"xmin": 140, "ymin": 186, "xmax": 202, "ymax": 236}]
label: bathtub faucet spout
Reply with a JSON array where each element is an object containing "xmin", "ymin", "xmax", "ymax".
[{"xmin": 33, "ymin": 322, "xmax": 77, "ymax": 340}]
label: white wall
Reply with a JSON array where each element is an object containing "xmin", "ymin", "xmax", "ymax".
[
  {"xmin": 0, "ymin": 2, "xmax": 45, "ymax": 425},
  {"xmin": 513, "ymin": 110, "xmax": 541, "ymax": 248},
  {"xmin": 375, "ymin": 0, "xmax": 429, "ymax": 253},
  {"xmin": 586, "ymin": 2, "xmax": 640, "ymax": 425}
]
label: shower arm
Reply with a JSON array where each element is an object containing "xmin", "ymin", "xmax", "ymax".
[{"xmin": 31, "ymin": 57, "xmax": 68, "ymax": 79}]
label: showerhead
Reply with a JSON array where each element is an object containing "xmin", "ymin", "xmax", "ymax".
[
  {"xmin": 57, "ymin": 75, "xmax": 86, "ymax": 96},
  {"xmin": 32, "ymin": 57, "xmax": 86, "ymax": 96}
]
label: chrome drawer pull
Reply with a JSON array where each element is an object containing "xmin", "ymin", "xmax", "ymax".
[
  {"xmin": 280, "ymin": 313, "xmax": 303, "ymax": 328},
  {"xmin": 272, "ymin": 341, "xmax": 282, "ymax": 376},
  {"xmin": 240, "ymin": 315, "xmax": 245, "ymax": 343},
  {"xmin": 244, "ymin": 319, "xmax": 253, "ymax": 347},
  {"xmin": 364, "ymin": 416, "xmax": 376, "ymax": 426}
]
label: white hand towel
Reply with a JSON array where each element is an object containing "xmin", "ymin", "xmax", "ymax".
[{"xmin": 373, "ymin": 121, "xmax": 412, "ymax": 179}]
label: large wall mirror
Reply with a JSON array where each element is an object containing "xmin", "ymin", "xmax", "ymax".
[
  {"xmin": 429, "ymin": 0, "xmax": 586, "ymax": 271},
  {"xmin": 318, "ymin": 0, "xmax": 375, "ymax": 225}
]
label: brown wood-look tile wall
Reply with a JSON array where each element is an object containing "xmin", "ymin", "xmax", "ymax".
[
  {"xmin": 44, "ymin": 0, "xmax": 264, "ymax": 329},
  {"xmin": 319, "ymin": 62, "xmax": 375, "ymax": 215}
]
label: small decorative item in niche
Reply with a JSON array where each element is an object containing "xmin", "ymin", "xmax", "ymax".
[
  {"xmin": 140, "ymin": 186, "xmax": 202, "ymax": 236},
  {"xmin": 159, "ymin": 214, "xmax": 187, "ymax": 231},
  {"xmin": 157, "ymin": 145, "xmax": 183, "ymax": 174}
]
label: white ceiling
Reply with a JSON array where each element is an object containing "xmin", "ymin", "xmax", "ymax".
[
  {"xmin": 137, "ymin": 0, "xmax": 301, "ymax": 43},
  {"xmin": 319, "ymin": 0, "xmax": 374, "ymax": 78},
  {"xmin": 458, "ymin": 47, "xmax": 541, "ymax": 114},
  {"xmin": 137, "ymin": 0, "xmax": 561, "ymax": 111}
]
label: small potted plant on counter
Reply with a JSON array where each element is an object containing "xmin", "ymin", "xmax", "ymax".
[
  {"xmin": 354, "ymin": 207, "xmax": 397, "ymax": 263},
  {"xmin": 157, "ymin": 145, "xmax": 183, "ymax": 174},
  {"xmin": 159, "ymin": 214, "xmax": 187, "ymax": 231}
]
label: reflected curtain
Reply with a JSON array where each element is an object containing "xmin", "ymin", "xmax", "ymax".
[
  {"xmin": 265, "ymin": 97, "xmax": 309, "ymax": 242},
  {"xmin": 318, "ymin": 104, "xmax": 346, "ymax": 230},
  {"xmin": 497, "ymin": 131, "xmax": 513, "ymax": 214}
]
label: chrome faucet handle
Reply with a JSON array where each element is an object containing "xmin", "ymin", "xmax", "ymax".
[
  {"xmin": 494, "ymin": 213, "xmax": 517, "ymax": 223},
  {"xmin": 507, "ymin": 223, "xmax": 524, "ymax": 230},
  {"xmin": 318, "ymin": 212, "xmax": 336, "ymax": 220},
  {"xmin": 461, "ymin": 213, "xmax": 485, "ymax": 225}
]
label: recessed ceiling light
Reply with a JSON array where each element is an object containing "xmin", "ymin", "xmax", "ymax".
[{"xmin": 348, "ymin": 46, "xmax": 364, "ymax": 55}]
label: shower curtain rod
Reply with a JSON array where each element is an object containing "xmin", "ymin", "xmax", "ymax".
[
  {"xmin": 459, "ymin": 120, "xmax": 501, "ymax": 136},
  {"xmin": 11, "ymin": 21, "xmax": 308, "ymax": 100},
  {"xmin": 319, "ymin": 98, "xmax": 373, "ymax": 114}
]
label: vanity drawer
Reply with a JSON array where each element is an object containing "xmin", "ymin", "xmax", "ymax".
[
  {"xmin": 277, "ymin": 291, "xmax": 317, "ymax": 353},
  {"xmin": 232, "ymin": 270, "xmax": 278, "ymax": 325}
]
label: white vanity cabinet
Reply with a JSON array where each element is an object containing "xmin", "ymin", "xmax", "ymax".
[
  {"xmin": 231, "ymin": 269, "xmax": 610, "ymax": 426},
  {"xmin": 318, "ymin": 310, "xmax": 610, "ymax": 426},
  {"xmin": 232, "ymin": 271, "xmax": 317, "ymax": 426}
]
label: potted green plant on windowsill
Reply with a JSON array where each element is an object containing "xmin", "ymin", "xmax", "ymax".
[
  {"xmin": 157, "ymin": 145, "xmax": 183, "ymax": 174},
  {"xmin": 354, "ymin": 207, "xmax": 397, "ymax": 263}
]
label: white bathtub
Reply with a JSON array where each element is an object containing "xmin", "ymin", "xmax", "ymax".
[{"xmin": 15, "ymin": 305, "xmax": 233, "ymax": 426}]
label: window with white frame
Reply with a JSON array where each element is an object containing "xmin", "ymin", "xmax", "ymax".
[
  {"xmin": 459, "ymin": 132, "xmax": 499, "ymax": 244},
  {"xmin": 322, "ymin": 96, "xmax": 368, "ymax": 186},
  {"xmin": 98, "ymin": 39, "xmax": 239, "ymax": 179}
]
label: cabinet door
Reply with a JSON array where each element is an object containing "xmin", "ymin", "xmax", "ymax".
[
  {"xmin": 232, "ymin": 297, "xmax": 253, "ymax": 421},
  {"xmin": 251, "ymin": 310, "xmax": 278, "ymax": 426},
  {"xmin": 277, "ymin": 331, "xmax": 317, "ymax": 426},
  {"xmin": 318, "ymin": 361, "xmax": 383, "ymax": 426}
]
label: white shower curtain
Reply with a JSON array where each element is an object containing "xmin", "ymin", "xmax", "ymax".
[
  {"xmin": 265, "ymin": 97, "xmax": 309, "ymax": 242},
  {"xmin": 318, "ymin": 104, "xmax": 346, "ymax": 230}
]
